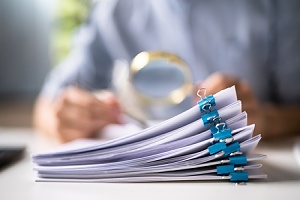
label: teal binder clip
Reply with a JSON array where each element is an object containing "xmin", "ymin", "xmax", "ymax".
[
  {"xmin": 223, "ymin": 142, "xmax": 241, "ymax": 157},
  {"xmin": 217, "ymin": 164, "xmax": 235, "ymax": 175},
  {"xmin": 201, "ymin": 110, "xmax": 220, "ymax": 127},
  {"xmin": 209, "ymin": 127, "xmax": 235, "ymax": 155},
  {"xmin": 213, "ymin": 128, "xmax": 232, "ymax": 140},
  {"xmin": 230, "ymin": 172, "xmax": 249, "ymax": 182},
  {"xmin": 208, "ymin": 142, "xmax": 227, "ymax": 155},
  {"xmin": 198, "ymin": 95, "xmax": 216, "ymax": 113},
  {"xmin": 229, "ymin": 155, "xmax": 247, "ymax": 165}
]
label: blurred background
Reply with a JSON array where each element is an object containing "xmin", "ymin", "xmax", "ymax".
[{"xmin": 0, "ymin": 0, "xmax": 94, "ymax": 127}]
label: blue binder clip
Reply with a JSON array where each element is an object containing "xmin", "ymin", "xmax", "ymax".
[
  {"xmin": 223, "ymin": 142, "xmax": 241, "ymax": 157},
  {"xmin": 209, "ymin": 136, "xmax": 235, "ymax": 155},
  {"xmin": 230, "ymin": 172, "xmax": 249, "ymax": 182},
  {"xmin": 208, "ymin": 142, "xmax": 227, "ymax": 155},
  {"xmin": 201, "ymin": 110, "xmax": 220, "ymax": 127},
  {"xmin": 208, "ymin": 127, "xmax": 235, "ymax": 155},
  {"xmin": 217, "ymin": 164, "xmax": 235, "ymax": 175},
  {"xmin": 198, "ymin": 95, "xmax": 216, "ymax": 113},
  {"xmin": 229, "ymin": 155, "xmax": 247, "ymax": 165},
  {"xmin": 212, "ymin": 128, "xmax": 232, "ymax": 140}
]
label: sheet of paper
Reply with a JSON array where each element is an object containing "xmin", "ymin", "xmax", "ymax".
[{"xmin": 36, "ymin": 170, "xmax": 267, "ymax": 183}]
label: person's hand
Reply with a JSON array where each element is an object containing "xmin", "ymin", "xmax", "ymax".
[
  {"xmin": 34, "ymin": 86, "xmax": 122, "ymax": 143},
  {"xmin": 194, "ymin": 72, "xmax": 265, "ymax": 136}
]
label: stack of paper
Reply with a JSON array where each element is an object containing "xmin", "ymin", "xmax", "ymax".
[{"xmin": 32, "ymin": 86, "xmax": 267, "ymax": 183}]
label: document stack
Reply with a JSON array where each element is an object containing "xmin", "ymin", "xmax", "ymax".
[{"xmin": 32, "ymin": 86, "xmax": 267, "ymax": 183}]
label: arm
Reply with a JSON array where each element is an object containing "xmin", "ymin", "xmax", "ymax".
[
  {"xmin": 263, "ymin": 0, "xmax": 300, "ymax": 139},
  {"xmin": 33, "ymin": 3, "xmax": 121, "ymax": 143}
]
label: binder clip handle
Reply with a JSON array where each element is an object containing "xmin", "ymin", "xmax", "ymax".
[
  {"xmin": 217, "ymin": 165, "xmax": 245, "ymax": 175},
  {"xmin": 197, "ymin": 88, "xmax": 207, "ymax": 100},
  {"xmin": 229, "ymin": 151, "xmax": 243, "ymax": 157},
  {"xmin": 202, "ymin": 110, "xmax": 220, "ymax": 127},
  {"xmin": 219, "ymin": 137, "xmax": 234, "ymax": 144},
  {"xmin": 198, "ymin": 95, "xmax": 216, "ymax": 113},
  {"xmin": 216, "ymin": 123, "xmax": 227, "ymax": 132},
  {"xmin": 211, "ymin": 123, "xmax": 229, "ymax": 135}
]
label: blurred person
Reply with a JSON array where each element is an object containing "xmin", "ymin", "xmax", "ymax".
[{"xmin": 33, "ymin": 0, "xmax": 300, "ymax": 143}]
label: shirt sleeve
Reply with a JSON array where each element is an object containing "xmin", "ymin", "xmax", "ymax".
[
  {"xmin": 273, "ymin": 0, "xmax": 300, "ymax": 104},
  {"xmin": 40, "ymin": 2, "xmax": 115, "ymax": 100}
]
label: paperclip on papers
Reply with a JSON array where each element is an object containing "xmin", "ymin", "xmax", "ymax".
[{"xmin": 32, "ymin": 86, "xmax": 267, "ymax": 183}]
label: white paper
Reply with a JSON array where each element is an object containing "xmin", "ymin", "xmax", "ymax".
[{"xmin": 32, "ymin": 86, "xmax": 267, "ymax": 183}]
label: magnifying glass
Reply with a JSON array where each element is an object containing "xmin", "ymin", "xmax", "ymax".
[
  {"xmin": 112, "ymin": 51, "xmax": 194, "ymax": 122},
  {"xmin": 130, "ymin": 51, "xmax": 193, "ymax": 105}
]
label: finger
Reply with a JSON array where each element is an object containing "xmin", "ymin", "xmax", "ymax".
[
  {"xmin": 56, "ymin": 96, "xmax": 120, "ymax": 135},
  {"xmin": 200, "ymin": 73, "xmax": 260, "ymax": 112},
  {"xmin": 93, "ymin": 90, "xmax": 121, "ymax": 111},
  {"xmin": 59, "ymin": 87, "xmax": 117, "ymax": 122},
  {"xmin": 91, "ymin": 106, "xmax": 121, "ymax": 124},
  {"xmin": 92, "ymin": 90, "xmax": 122, "ymax": 123},
  {"xmin": 55, "ymin": 95, "xmax": 91, "ymax": 121},
  {"xmin": 236, "ymin": 81, "xmax": 260, "ymax": 111},
  {"xmin": 77, "ymin": 89, "xmax": 121, "ymax": 123},
  {"xmin": 55, "ymin": 127, "xmax": 91, "ymax": 143},
  {"xmin": 56, "ymin": 100, "xmax": 114, "ymax": 134},
  {"xmin": 201, "ymin": 73, "xmax": 240, "ymax": 96},
  {"xmin": 63, "ymin": 87, "xmax": 111, "ymax": 111},
  {"xmin": 193, "ymin": 73, "xmax": 237, "ymax": 104},
  {"xmin": 54, "ymin": 115, "xmax": 112, "ymax": 143},
  {"xmin": 236, "ymin": 81, "xmax": 256, "ymax": 101}
]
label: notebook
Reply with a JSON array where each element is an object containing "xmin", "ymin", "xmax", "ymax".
[{"xmin": 32, "ymin": 86, "xmax": 267, "ymax": 183}]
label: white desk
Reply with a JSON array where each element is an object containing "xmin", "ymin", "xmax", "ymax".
[{"xmin": 0, "ymin": 128, "xmax": 300, "ymax": 200}]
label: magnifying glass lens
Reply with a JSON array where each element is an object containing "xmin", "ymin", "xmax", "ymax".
[{"xmin": 132, "ymin": 59, "xmax": 185, "ymax": 98}]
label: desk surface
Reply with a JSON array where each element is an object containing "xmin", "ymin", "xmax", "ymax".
[{"xmin": 0, "ymin": 128, "xmax": 300, "ymax": 200}]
